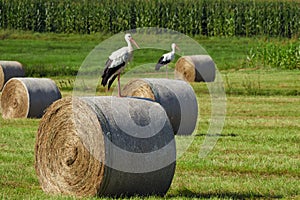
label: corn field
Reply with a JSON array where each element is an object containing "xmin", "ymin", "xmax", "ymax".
[
  {"xmin": 0, "ymin": 0, "xmax": 299, "ymax": 37},
  {"xmin": 246, "ymin": 41, "xmax": 300, "ymax": 70}
]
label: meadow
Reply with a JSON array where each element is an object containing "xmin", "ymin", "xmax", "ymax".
[{"xmin": 0, "ymin": 31, "xmax": 299, "ymax": 200}]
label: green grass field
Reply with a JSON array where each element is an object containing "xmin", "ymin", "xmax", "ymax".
[{"xmin": 0, "ymin": 31, "xmax": 299, "ymax": 199}]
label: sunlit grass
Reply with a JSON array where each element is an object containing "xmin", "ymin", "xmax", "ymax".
[
  {"xmin": 1, "ymin": 81, "xmax": 299, "ymax": 199},
  {"xmin": 0, "ymin": 31, "xmax": 299, "ymax": 199}
]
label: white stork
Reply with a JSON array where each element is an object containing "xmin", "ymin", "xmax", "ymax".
[
  {"xmin": 155, "ymin": 43, "xmax": 180, "ymax": 78},
  {"xmin": 101, "ymin": 33, "xmax": 140, "ymax": 97}
]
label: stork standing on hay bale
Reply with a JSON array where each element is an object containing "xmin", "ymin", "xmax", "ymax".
[
  {"xmin": 101, "ymin": 33, "xmax": 140, "ymax": 97},
  {"xmin": 155, "ymin": 43, "xmax": 180, "ymax": 78}
]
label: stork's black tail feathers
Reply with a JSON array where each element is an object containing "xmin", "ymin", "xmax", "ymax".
[
  {"xmin": 101, "ymin": 73, "xmax": 117, "ymax": 90},
  {"xmin": 155, "ymin": 63, "xmax": 163, "ymax": 71},
  {"xmin": 107, "ymin": 74, "xmax": 118, "ymax": 90},
  {"xmin": 101, "ymin": 58, "xmax": 125, "ymax": 90},
  {"xmin": 101, "ymin": 73, "xmax": 109, "ymax": 87}
]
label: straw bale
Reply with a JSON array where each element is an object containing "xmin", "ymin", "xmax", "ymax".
[
  {"xmin": 0, "ymin": 61, "xmax": 24, "ymax": 91},
  {"xmin": 35, "ymin": 96, "xmax": 176, "ymax": 197},
  {"xmin": 175, "ymin": 55, "xmax": 215, "ymax": 82},
  {"xmin": 122, "ymin": 78, "xmax": 198, "ymax": 135},
  {"xmin": 1, "ymin": 78, "xmax": 61, "ymax": 118}
]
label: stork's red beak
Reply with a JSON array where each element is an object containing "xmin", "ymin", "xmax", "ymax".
[
  {"xmin": 130, "ymin": 38, "xmax": 140, "ymax": 49},
  {"xmin": 175, "ymin": 45, "xmax": 180, "ymax": 51}
]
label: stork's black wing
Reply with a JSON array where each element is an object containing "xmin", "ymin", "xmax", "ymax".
[
  {"xmin": 101, "ymin": 59, "xmax": 125, "ymax": 87},
  {"xmin": 155, "ymin": 56, "xmax": 165, "ymax": 70},
  {"xmin": 155, "ymin": 56, "xmax": 171, "ymax": 71}
]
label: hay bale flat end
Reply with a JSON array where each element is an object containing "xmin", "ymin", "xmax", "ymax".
[{"xmin": 175, "ymin": 55, "xmax": 216, "ymax": 82}]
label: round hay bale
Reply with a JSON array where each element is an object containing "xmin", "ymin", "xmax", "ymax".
[
  {"xmin": 0, "ymin": 61, "xmax": 25, "ymax": 91},
  {"xmin": 35, "ymin": 96, "xmax": 176, "ymax": 197},
  {"xmin": 175, "ymin": 55, "xmax": 216, "ymax": 82},
  {"xmin": 122, "ymin": 78, "xmax": 198, "ymax": 135},
  {"xmin": 1, "ymin": 78, "xmax": 61, "ymax": 119}
]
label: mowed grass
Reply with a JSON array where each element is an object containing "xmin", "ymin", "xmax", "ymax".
[
  {"xmin": 1, "ymin": 74, "xmax": 299, "ymax": 199},
  {"xmin": 0, "ymin": 30, "xmax": 256, "ymax": 74},
  {"xmin": 0, "ymin": 31, "xmax": 300, "ymax": 199}
]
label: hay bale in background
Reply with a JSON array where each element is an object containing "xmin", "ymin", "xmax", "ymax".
[
  {"xmin": 175, "ymin": 55, "xmax": 216, "ymax": 82},
  {"xmin": 0, "ymin": 61, "xmax": 25, "ymax": 91},
  {"xmin": 35, "ymin": 96, "xmax": 176, "ymax": 197},
  {"xmin": 1, "ymin": 78, "xmax": 61, "ymax": 119},
  {"xmin": 122, "ymin": 78, "xmax": 198, "ymax": 135}
]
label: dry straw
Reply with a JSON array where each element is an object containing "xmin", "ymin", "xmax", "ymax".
[
  {"xmin": 0, "ymin": 61, "xmax": 25, "ymax": 91},
  {"xmin": 175, "ymin": 55, "xmax": 216, "ymax": 82},
  {"xmin": 35, "ymin": 96, "xmax": 176, "ymax": 197},
  {"xmin": 122, "ymin": 78, "xmax": 198, "ymax": 135},
  {"xmin": 1, "ymin": 78, "xmax": 61, "ymax": 119}
]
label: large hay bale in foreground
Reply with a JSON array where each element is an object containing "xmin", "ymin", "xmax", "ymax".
[
  {"xmin": 175, "ymin": 55, "xmax": 215, "ymax": 82},
  {"xmin": 0, "ymin": 61, "xmax": 25, "ymax": 91},
  {"xmin": 1, "ymin": 78, "xmax": 61, "ymax": 119},
  {"xmin": 35, "ymin": 96, "xmax": 176, "ymax": 197},
  {"xmin": 122, "ymin": 78, "xmax": 198, "ymax": 135}
]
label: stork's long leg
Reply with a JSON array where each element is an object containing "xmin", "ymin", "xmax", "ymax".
[
  {"xmin": 166, "ymin": 65, "xmax": 168, "ymax": 78},
  {"xmin": 117, "ymin": 72, "xmax": 122, "ymax": 97}
]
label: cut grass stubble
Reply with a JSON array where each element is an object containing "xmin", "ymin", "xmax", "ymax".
[{"xmin": 0, "ymin": 32, "xmax": 299, "ymax": 199}]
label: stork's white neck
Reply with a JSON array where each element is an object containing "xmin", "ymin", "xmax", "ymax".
[
  {"xmin": 171, "ymin": 46, "xmax": 176, "ymax": 54},
  {"xmin": 126, "ymin": 39, "xmax": 133, "ymax": 51}
]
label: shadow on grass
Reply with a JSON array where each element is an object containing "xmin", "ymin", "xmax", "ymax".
[
  {"xmin": 168, "ymin": 188, "xmax": 283, "ymax": 199},
  {"xmin": 194, "ymin": 132, "xmax": 238, "ymax": 137}
]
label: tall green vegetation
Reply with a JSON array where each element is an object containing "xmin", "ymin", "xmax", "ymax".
[
  {"xmin": 246, "ymin": 40, "xmax": 300, "ymax": 70},
  {"xmin": 0, "ymin": 0, "xmax": 299, "ymax": 37}
]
